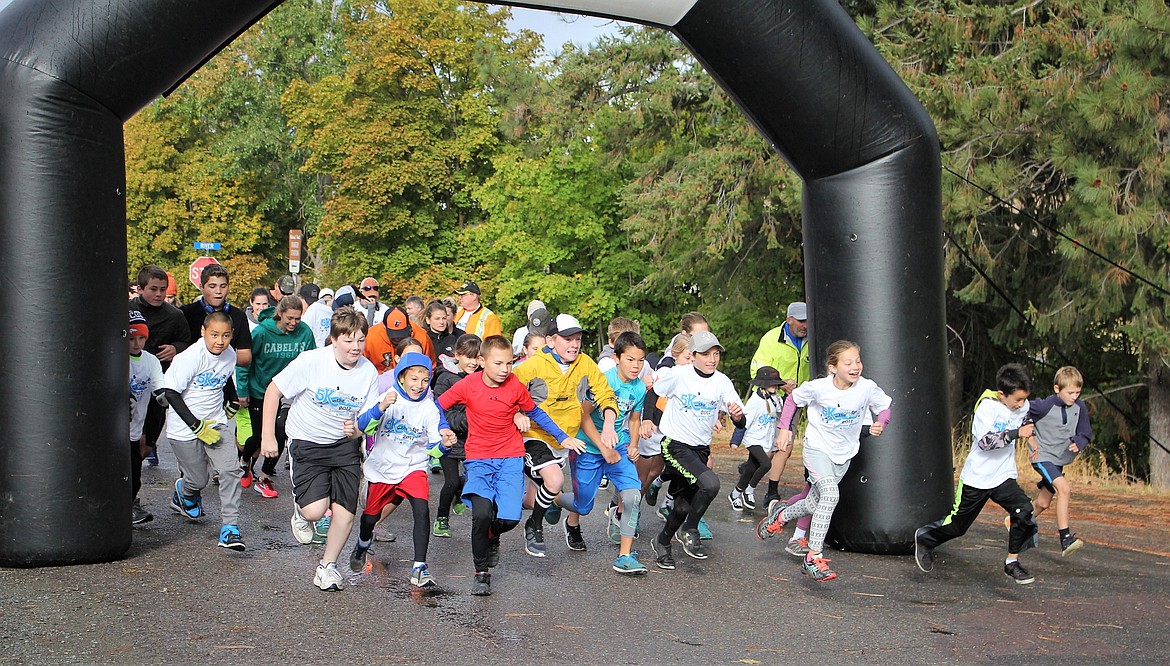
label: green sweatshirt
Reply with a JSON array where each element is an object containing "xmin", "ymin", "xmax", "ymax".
[{"xmin": 246, "ymin": 306, "xmax": 316, "ymax": 399}]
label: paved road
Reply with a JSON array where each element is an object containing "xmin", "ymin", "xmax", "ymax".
[{"xmin": 3, "ymin": 451, "xmax": 1167, "ymax": 664}]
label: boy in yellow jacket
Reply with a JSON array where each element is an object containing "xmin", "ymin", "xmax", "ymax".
[{"xmin": 512, "ymin": 314, "xmax": 619, "ymax": 556}]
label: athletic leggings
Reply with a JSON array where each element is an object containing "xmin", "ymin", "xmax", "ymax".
[
  {"xmin": 661, "ymin": 440, "xmax": 719, "ymax": 535},
  {"xmin": 239, "ymin": 399, "xmax": 287, "ymax": 476},
  {"xmin": 735, "ymin": 445, "xmax": 772, "ymax": 491},
  {"xmin": 130, "ymin": 440, "xmax": 143, "ymax": 499},
  {"xmin": 436, "ymin": 455, "xmax": 465, "ymax": 519},
  {"xmin": 786, "ymin": 483, "xmax": 814, "ymax": 533},
  {"xmin": 360, "ymin": 496, "xmax": 431, "ymax": 562},
  {"xmin": 469, "ymin": 495, "xmax": 520, "ymax": 571},
  {"xmin": 780, "ymin": 476, "xmax": 840, "ymax": 554}
]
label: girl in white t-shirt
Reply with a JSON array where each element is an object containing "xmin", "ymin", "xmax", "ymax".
[
  {"xmin": 728, "ymin": 366, "xmax": 785, "ymax": 511},
  {"xmin": 756, "ymin": 341, "xmax": 892, "ymax": 582}
]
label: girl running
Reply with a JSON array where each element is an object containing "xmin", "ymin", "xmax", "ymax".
[
  {"xmin": 756, "ymin": 340, "xmax": 892, "ymax": 582},
  {"xmin": 728, "ymin": 366, "xmax": 784, "ymax": 512}
]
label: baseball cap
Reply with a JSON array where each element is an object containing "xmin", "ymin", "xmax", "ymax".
[
  {"xmin": 332, "ymin": 285, "xmax": 356, "ymax": 311},
  {"xmin": 277, "ymin": 275, "xmax": 297, "ymax": 295},
  {"xmin": 751, "ymin": 366, "xmax": 784, "ymax": 387},
  {"xmin": 359, "ymin": 277, "xmax": 379, "ymax": 291},
  {"xmin": 165, "ymin": 272, "xmax": 177, "ymax": 296},
  {"xmin": 689, "ymin": 330, "xmax": 724, "ymax": 353},
  {"xmin": 299, "ymin": 283, "xmax": 320, "ymax": 303},
  {"xmin": 526, "ymin": 300, "xmax": 546, "ymax": 318},
  {"xmin": 382, "ymin": 306, "xmax": 411, "ymax": 340},
  {"xmin": 552, "ymin": 313, "xmax": 583, "ymax": 337},
  {"xmin": 528, "ymin": 307, "xmax": 551, "ymax": 334},
  {"xmin": 453, "ymin": 281, "xmax": 480, "ymax": 295},
  {"xmin": 319, "ymin": 288, "xmax": 334, "ymax": 300},
  {"xmin": 129, "ymin": 310, "xmax": 149, "ymax": 338},
  {"xmin": 787, "ymin": 301, "xmax": 807, "ymax": 320}
]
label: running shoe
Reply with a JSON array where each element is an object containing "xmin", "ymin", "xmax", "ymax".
[
  {"xmin": 239, "ymin": 466, "xmax": 253, "ymax": 489},
  {"xmin": 914, "ymin": 526, "xmax": 934, "ymax": 573},
  {"xmin": 411, "ymin": 563, "xmax": 436, "ymax": 588},
  {"xmin": 763, "ymin": 495, "xmax": 781, "ymax": 514},
  {"xmin": 651, "ymin": 537, "xmax": 676, "ymax": 570},
  {"xmin": 599, "ymin": 477, "xmax": 610, "ymax": 490},
  {"xmin": 524, "ymin": 520, "xmax": 547, "ymax": 558},
  {"xmin": 645, "ymin": 481, "xmax": 661, "ymax": 507},
  {"xmin": 131, "ymin": 500, "xmax": 153, "ymax": 525},
  {"xmin": 1004, "ymin": 560, "xmax": 1034, "ymax": 585},
  {"xmin": 607, "ymin": 510, "xmax": 622, "ymax": 545},
  {"xmin": 291, "ymin": 508, "xmax": 314, "ymax": 545},
  {"xmin": 675, "ymin": 529, "xmax": 707, "ymax": 559},
  {"xmin": 565, "ymin": 524, "xmax": 587, "ymax": 552},
  {"xmin": 544, "ymin": 503, "xmax": 562, "ymax": 525},
  {"xmin": 170, "ymin": 479, "xmax": 203, "ymax": 521},
  {"xmin": 486, "ymin": 536, "xmax": 500, "ymax": 568},
  {"xmin": 145, "ymin": 447, "xmax": 159, "ymax": 467},
  {"xmin": 756, "ymin": 501, "xmax": 788, "ymax": 540},
  {"xmin": 613, "ymin": 552, "xmax": 648, "ymax": 576},
  {"xmin": 374, "ymin": 527, "xmax": 397, "ymax": 543},
  {"xmin": 429, "ymin": 458, "xmax": 442, "ymax": 474},
  {"xmin": 433, "ymin": 516, "xmax": 452, "ymax": 538},
  {"xmin": 312, "ymin": 516, "xmax": 331, "ymax": 545},
  {"xmin": 743, "ymin": 488, "xmax": 757, "ymax": 510},
  {"xmin": 452, "ymin": 501, "xmax": 468, "ymax": 516},
  {"xmin": 1060, "ymin": 533, "xmax": 1084, "ymax": 557},
  {"xmin": 254, "ymin": 477, "xmax": 279, "ymax": 498},
  {"xmin": 728, "ymin": 490, "xmax": 745, "ymax": 512},
  {"xmin": 785, "ymin": 537, "xmax": 810, "ymax": 557},
  {"xmin": 349, "ymin": 541, "xmax": 371, "ymax": 572},
  {"xmin": 314, "ymin": 562, "xmax": 343, "ymax": 591},
  {"xmin": 697, "ymin": 517, "xmax": 713, "ymax": 540},
  {"xmin": 471, "ymin": 571, "xmax": 491, "ymax": 596},
  {"xmin": 801, "ymin": 556, "xmax": 838, "ymax": 582},
  {"xmin": 218, "ymin": 524, "xmax": 246, "ymax": 551},
  {"xmin": 657, "ymin": 504, "xmax": 671, "ymax": 522}
]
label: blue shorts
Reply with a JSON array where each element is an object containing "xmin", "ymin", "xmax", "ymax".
[
  {"xmin": 462, "ymin": 457, "xmax": 525, "ymax": 521},
  {"xmin": 567, "ymin": 447, "xmax": 641, "ymax": 516},
  {"xmin": 1032, "ymin": 461, "xmax": 1064, "ymax": 494}
]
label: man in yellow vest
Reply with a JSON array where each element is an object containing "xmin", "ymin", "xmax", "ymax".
[{"xmin": 453, "ymin": 281, "xmax": 502, "ymax": 339}]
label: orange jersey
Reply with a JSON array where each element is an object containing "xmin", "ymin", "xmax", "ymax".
[{"xmin": 363, "ymin": 321, "xmax": 435, "ymax": 374}]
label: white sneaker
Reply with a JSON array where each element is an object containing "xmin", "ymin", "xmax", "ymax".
[
  {"xmin": 314, "ymin": 562, "xmax": 344, "ymax": 591},
  {"xmin": 291, "ymin": 509, "xmax": 314, "ymax": 545},
  {"xmin": 728, "ymin": 490, "xmax": 744, "ymax": 511},
  {"xmin": 743, "ymin": 488, "xmax": 757, "ymax": 510}
]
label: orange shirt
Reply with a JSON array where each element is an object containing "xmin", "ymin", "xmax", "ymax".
[{"xmin": 363, "ymin": 320, "xmax": 436, "ymax": 374}]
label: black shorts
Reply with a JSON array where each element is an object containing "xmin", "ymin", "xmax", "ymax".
[
  {"xmin": 661, "ymin": 437, "xmax": 711, "ymax": 487},
  {"xmin": 524, "ymin": 439, "xmax": 566, "ymax": 481},
  {"xmin": 289, "ymin": 437, "xmax": 363, "ymax": 514}
]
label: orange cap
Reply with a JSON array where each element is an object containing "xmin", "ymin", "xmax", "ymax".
[{"xmin": 166, "ymin": 272, "xmax": 177, "ymax": 296}]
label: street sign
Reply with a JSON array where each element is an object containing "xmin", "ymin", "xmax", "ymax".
[
  {"xmin": 193, "ymin": 241, "xmax": 221, "ymax": 251},
  {"xmin": 288, "ymin": 230, "xmax": 303, "ymax": 274},
  {"xmin": 189, "ymin": 256, "xmax": 220, "ymax": 289}
]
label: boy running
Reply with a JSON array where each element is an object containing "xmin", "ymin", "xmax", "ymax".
[
  {"xmin": 1028, "ymin": 366, "xmax": 1092, "ymax": 556},
  {"xmin": 155, "ymin": 312, "xmax": 245, "ymax": 551},
  {"xmin": 129, "ymin": 310, "xmax": 163, "ymax": 525},
  {"xmin": 437, "ymin": 335, "xmax": 583, "ymax": 596},
  {"xmin": 261, "ymin": 307, "xmax": 379, "ymax": 591},
  {"xmin": 915, "ymin": 363, "xmax": 1039, "ymax": 584}
]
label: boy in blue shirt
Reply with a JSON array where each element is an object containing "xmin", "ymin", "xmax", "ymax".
[
  {"xmin": 558, "ymin": 331, "xmax": 649, "ymax": 575},
  {"xmin": 1028, "ymin": 366, "xmax": 1092, "ymax": 556}
]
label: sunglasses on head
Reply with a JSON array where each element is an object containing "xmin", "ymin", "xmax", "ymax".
[{"xmin": 361, "ymin": 285, "xmax": 379, "ymax": 291}]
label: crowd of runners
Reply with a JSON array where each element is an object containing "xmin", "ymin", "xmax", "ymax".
[{"xmin": 126, "ymin": 262, "xmax": 1092, "ymax": 594}]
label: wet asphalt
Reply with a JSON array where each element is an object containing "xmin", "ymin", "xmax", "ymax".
[{"xmin": 2, "ymin": 449, "xmax": 1168, "ymax": 665}]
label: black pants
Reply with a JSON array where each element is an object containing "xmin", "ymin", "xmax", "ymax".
[
  {"xmin": 469, "ymin": 495, "xmax": 519, "ymax": 572},
  {"xmin": 143, "ymin": 399, "xmax": 166, "ymax": 450},
  {"xmin": 736, "ymin": 445, "xmax": 772, "ymax": 491},
  {"xmin": 360, "ymin": 496, "xmax": 431, "ymax": 562},
  {"xmin": 240, "ymin": 398, "xmax": 288, "ymax": 476},
  {"xmin": 917, "ymin": 478, "xmax": 1037, "ymax": 554},
  {"xmin": 661, "ymin": 439, "xmax": 719, "ymax": 534},
  {"xmin": 436, "ymin": 455, "xmax": 465, "ymax": 519}
]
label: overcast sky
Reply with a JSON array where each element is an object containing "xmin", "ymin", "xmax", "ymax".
[{"xmin": 504, "ymin": 5, "xmax": 631, "ymax": 54}]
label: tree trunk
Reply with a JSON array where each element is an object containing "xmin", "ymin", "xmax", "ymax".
[{"xmin": 1148, "ymin": 357, "xmax": 1170, "ymax": 489}]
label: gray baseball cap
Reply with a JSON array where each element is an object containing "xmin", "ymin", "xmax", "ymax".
[{"xmin": 690, "ymin": 330, "xmax": 724, "ymax": 353}]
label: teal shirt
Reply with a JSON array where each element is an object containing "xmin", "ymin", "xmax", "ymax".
[
  {"xmin": 577, "ymin": 366, "xmax": 647, "ymax": 454},
  {"xmin": 246, "ymin": 307, "xmax": 317, "ymax": 399}
]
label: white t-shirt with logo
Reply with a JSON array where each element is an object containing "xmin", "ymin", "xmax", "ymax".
[
  {"xmin": 303, "ymin": 300, "xmax": 334, "ymax": 348},
  {"xmin": 130, "ymin": 351, "xmax": 164, "ymax": 441},
  {"xmin": 741, "ymin": 391, "xmax": 780, "ymax": 452},
  {"xmin": 163, "ymin": 342, "xmax": 237, "ymax": 440},
  {"xmin": 792, "ymin": 376, "xmax": 892, "ymax": 464},
  {"xmin": 654, "ymin": 364, "xmax": 744, "ymax": 447},
  {"xmin": 362, "ymin": 389, "xmax": 441, "ymax": 484},
  {"xmin": 273, "ymin": 346, "xmax": 379, "ymax": 444},
  {"xmin": 960, "ymin": 396, "xmax": 1029, "ymax": 489}
]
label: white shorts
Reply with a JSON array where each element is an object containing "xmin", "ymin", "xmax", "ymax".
[
  {"xmin": 802, "ymin": 446, "xmax": 852, "ymax": 485},
  {"xmin": 637, "ymin": 432, "xmax": 664, "ymax": 458}
]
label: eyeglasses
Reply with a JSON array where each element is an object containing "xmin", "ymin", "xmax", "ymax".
[{"xmin": 361, "ymin": 286, "xmax": 379, "ymax": 292}]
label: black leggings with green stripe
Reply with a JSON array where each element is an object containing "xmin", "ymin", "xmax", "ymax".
[{"xmin": 661, "ymin": 438, "xmax": 719, "ymax": 536}]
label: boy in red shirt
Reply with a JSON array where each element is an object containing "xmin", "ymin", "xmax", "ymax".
[{"xmin": 437, "ymin": 335, "xmax": 582, "ymax": 596}]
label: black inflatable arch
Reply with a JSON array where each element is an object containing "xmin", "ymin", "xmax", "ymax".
[{"xmin": 0, "ymin": 0, "xmax": 951, "ymax": 565}]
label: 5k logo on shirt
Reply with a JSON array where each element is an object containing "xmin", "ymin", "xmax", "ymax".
[
  {"xmin": 679, "ymin": 394, "xmax": 719, "ymax": 414},
  {"xmin": 313, "ymin": 387, "xmax": 363, "ymax": 416},
  {"xmin": 378, "ymin": 416, "xmax": 424, "ymax": 441},
  {"xmin": 193, "ymin": 370, "xmax": 228, "ymax": 389},
  {"xmin": 820, "ymin": 405, "xmax": 862, "ymax": 428},
  {"xmin": 130, "ymin": 377, "xmax": 151, "ymax": 398}
]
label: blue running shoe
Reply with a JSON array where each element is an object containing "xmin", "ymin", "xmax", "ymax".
[
  {"xmin": 544, "ymin": 503, "xmax": 562, "ymax": 526},
  {"xmin": 312, "ymin": 515, "xmax": 331, "ymax": 544},
  {"xmin": 145, "ymin": 447, "xmax": 159, "ymax": 467},
  {"xmin": 697, "ymin": 517, "xmax": 713, "ymax": 540},
  {"xmin": 218, "ymin": 524, "xmax": 245, "ymax": 551},
  {"xmin": 613, "ymin": 552, "xmax": 648, "ymax": 576},
  {"xmin": 170, "ymin": 478, "xmax": 203, "ymax": 521}
]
